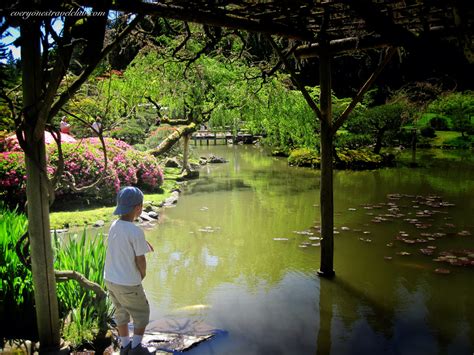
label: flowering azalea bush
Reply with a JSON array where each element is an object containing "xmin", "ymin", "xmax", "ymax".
[
  {"xmin": 0, "ymin": 138, "xmax": 163, "ymax": 206},
  {"xmin": 0, "ymin": 152, "xmax": 27, "ymax": 205}
]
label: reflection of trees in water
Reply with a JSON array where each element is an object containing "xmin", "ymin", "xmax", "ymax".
[
  {"xmin": 335, "ymin": 153, "xmax": 474, "ymax": 200},
  {"xmin": 316, "ymin": 268, "xmax": 474, "ymax": 354},
  {"xmin": 145, "ymin": 188, "xmax": 321, "ymax": 308},
  {"xmin": 150, "ymin": 146, "xmax": 473, "ymax": 352},
  {"xmin": 187, "ymin": 177, "xmax": 252, "ymax": 194}
]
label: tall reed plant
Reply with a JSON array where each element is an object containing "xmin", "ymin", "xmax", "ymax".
[
  {"xmin": 54, "ymin": 229, "xmax": 113, "ymax": 345},
  {"xmin": 1, "ymin": 205, "xmax": 112, "ymax": 346},
  {"xmin": 0, "ymin": 205, "xmax": 36, "ymax": 338}
]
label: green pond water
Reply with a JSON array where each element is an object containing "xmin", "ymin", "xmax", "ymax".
[{"xmin": 142, "ymin": 146, "xmax": 474, "ymax": 355}]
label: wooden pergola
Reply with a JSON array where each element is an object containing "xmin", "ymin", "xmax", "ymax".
[
  {"xmin": 111, "ymin": 0, "xmax": 470, "ymax": 278},
  {"xmin": 3, "ymin": 0, "xmax": 472, "ymax": 351}
]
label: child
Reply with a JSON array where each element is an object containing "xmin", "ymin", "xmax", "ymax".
[
  {"xmin": 60, "ymin": 116, "xmax": 71, "ymax": 134},
  {"xmin": 104, "ymin": 186, "xmax": 153, "ymax": 354}
]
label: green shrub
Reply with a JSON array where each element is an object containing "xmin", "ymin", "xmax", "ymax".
[
  {"xmin": 420, "ymin": 126, "xmax": 436, "ymax": 138},
  {"xmin": 428, "ymin": 91, "xmax": 474, "ymax": 137},
  {"xmin": 109, "ymin": 122, "xmax": 147, "ymax": 145},
  {"xmin": 288, "ymin": 148, "xmax": 391, "ymax": 170},
  {"xmin": 335, "ymin": 148, "xmax": 387, "ymax": 169},
  {"xmin": 335, "ymin": 133, "xmax": 372, "ymax": 149},
  {"xmin": 443, "ymin": 136, "xmax": 473, "ymax": 149},
  {"xmin": 429, "ymin": 116, "xmax": 449, "ymax": 130},
  {"xmin": 288, "ymin": 148, "xmax": 320, "ymax": 167}
]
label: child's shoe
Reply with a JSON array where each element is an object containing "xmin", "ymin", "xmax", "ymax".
[
  {"xmin": 129, "ymin": 343, "xmax": 152, "ymax": 354},
  {"xmin": 120, "ymin": 343, "xmax": 131, "ymax": 355}
]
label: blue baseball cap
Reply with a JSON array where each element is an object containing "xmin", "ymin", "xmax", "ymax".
[{"xmin": 113, "ymin": 186, "xmax": 144, "ymax": 215}]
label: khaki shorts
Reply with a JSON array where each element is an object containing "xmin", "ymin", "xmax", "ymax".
[{"xmin": 105, "ymin": 280, "xmax": 150, "ymax": 329}]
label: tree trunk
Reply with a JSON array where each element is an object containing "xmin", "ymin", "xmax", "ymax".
[
  {"xmin": 318, "ymin": 47, "xmax": 335, "ymax": 278},
  {"xmin": 182, "ymin": 133, "xmax": 191, "ymax": 172},
  {"xmin": 149, "ymin": 123, "xmax": 196, "ymax": 157},
  {"xmin": 411, "ymin": 128, "xmax": 417, "ymax": 166},
  {"xmin": 21, "ymin": 20, "xmax": 61, "ymax": 350},
  {"xmin": 373, "ymin": 128, "xmax": 385, "ymax": 154}
]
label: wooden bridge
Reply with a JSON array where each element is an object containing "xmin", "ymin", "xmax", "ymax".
[{"xmin": 191, "ymin": 129, "xmax": 259, "ymax": 145}]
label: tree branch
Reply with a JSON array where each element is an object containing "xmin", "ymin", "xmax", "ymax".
[
  {"xmin": 58, "ymin": 108, "xmax": 109, "ymax": 193},
  {"xmin": 148, "ymin": 122, "xmax": 197, "ymax": 157},
  {"xmin": 55, "ymin": 270, "xmax": 107, "ymax": 300},
  {"xmin": 266, "ymin": 35, "xmax": 322, "ymax": 120},
  {"xmin": 332, "ymin": 46, "xmax": 397, "ymax": 133},
  {"xmin": 172, "ymin": 22, "xmax": 191, "ymax": 56},
  {"xmin": 15, "ymin": 234, "xmax": 106, "ymax": 300},
  {"xmin": 49, "ymin": 15, "xmax": 144, "ymax": 121}
]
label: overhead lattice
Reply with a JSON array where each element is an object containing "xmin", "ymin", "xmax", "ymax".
[{"xmin": 107, "ymin": 0, "xmax": 472, "ymax": 49}]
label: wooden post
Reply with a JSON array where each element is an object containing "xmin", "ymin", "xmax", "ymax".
[
  {"xmin": 318, "ymin": 45, "xmax": 335, "ymax": 278},
  {"xmin": 182, "ymin": 133, "xmax": 190, "ymax": 171},
  {"xmin": 21, "ymin": 20, "xmax": 61, "ymax": 350}
]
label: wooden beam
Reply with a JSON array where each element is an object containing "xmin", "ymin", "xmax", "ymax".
[
  {"xmin": 317, "ymin": 43, "xmax": 335, "ymax": 279},
  {"xmin": 80, "ymin": 0, "xmax": 316, "ymax": 41},
  {"xmin": 295, "ymin": 35, "xmax": 392, "ymax": 58},
  {"xmin": 340, "ymin": 0, "xmax": 419, "ymax": 49}
]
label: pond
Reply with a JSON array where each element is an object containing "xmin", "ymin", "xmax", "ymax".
[{"xmin": 143, "ymin": 146, "xmax": 474, "ymax": 355}]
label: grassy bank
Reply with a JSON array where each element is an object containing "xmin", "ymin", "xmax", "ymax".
[{"xmin": 50, "ymin": 169, "xmax": 180, "ymax": 230}]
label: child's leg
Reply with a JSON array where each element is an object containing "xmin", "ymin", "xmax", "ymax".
[
  {"xmin": 131, "ymin": 327, "xmax": 145, "ymax": 348},
  {"xmin": 127, "ymin": 285, "xmax": 150, "ymax": 348},
  {"xmin": 105, "ymin": 281, "xmax": 132, "ymax": 347}
]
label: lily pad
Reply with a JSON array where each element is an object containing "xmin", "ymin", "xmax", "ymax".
[
  {"xmin": 420, "ymin": 248, "xmax": 434, "ymax": 256},
  {"xmin": 294, "ymin": 230, "xmax": 314, "ymax": 236},
  {"xmin": 396, "ymin": 251, "xmax": 411, "ymax": 256},
  {"xmin": 434, "ymin": 268, "xmax": 451, "ymax": 275}
]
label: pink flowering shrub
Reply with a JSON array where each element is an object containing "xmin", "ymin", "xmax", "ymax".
[
  {"xmin": 0, "ymin": 138, "xmax": 163, "ymax": 206},
  {"xmin": 0, "ymin": 152, "xmax": 27, "ymax": 204}
]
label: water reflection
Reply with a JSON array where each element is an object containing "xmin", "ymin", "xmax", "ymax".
[{"xmin": 143, "ymin": 146, "xmax": 473, "ymax": 355}]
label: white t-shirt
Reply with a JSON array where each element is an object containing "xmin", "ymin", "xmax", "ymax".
[{"xmin": 104, "ymin": 219, "xmax": 150, "ymax": 286}]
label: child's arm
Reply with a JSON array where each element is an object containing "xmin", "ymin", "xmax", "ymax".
[{"xmin": 135, "ymin": 255, "xmax": 147, "ymax": 280}]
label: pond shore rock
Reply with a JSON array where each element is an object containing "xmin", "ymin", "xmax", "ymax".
[
  {"xmin": 140, "ymin": 212, "xmax": 156, "ymax": 222},
  {"xmin": 164, "ymin": 157, "xmax": 181, "ymax": 168},
  {"xmin": 93, "ymin": 220, "xmax": 105, "ymax": 227},
  {"xmin": 200, "ymin": 154, "xmax": 228, "ymax": 164},
  {"xmin": 107, "ymin": 318, "xmax": 225, "ymax": 354},
  {"xmin": 163, "ymin": 191, "xmax": 180, "ymax": 207}
]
